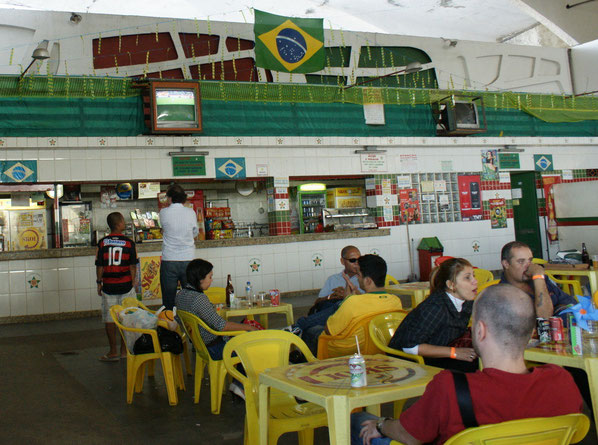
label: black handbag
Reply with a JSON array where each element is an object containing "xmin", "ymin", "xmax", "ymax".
[{"xmin": 133, "ymin": 327, "xmax": 183, "ymax": 355}]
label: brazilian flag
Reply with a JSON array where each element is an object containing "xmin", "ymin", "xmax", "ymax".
[{"xmin": 254, "ymin": 9, "xmax": 325, "ymax": 73}]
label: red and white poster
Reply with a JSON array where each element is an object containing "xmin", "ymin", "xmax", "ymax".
[
  {"xmin": 458, "ymin": 175, "xmax": 483, "ymax": 221},
  {"xmin": 399, "ymin": 189, "xmax": 421, "ymax": 224},
  {"xmin": 542, "ymin": 175, "xmax": 561, "ymax": 241}
]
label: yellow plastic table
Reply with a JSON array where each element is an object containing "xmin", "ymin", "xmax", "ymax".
[
  {"xmin": 385, "ymin": 282, "xmax": 430, "ymax": 308},
  {"xmin": 220, "ymin": 302, "xmax": 294, "ymax": 329},
  {"xmin": 258, "ymin": 354, "xmax": 441, "ymax": 445},
  {"xmin": 543, "ymin": 267, "xmax": 598, "ymax": 296},
  {"xmin": 524, "ymin": 341, "xmax": 598, "ymax": 430}
]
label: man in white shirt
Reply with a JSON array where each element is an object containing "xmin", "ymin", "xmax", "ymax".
[{"xmin": 159, "ymin": 184, "xmax": 198, "ymax": 309}]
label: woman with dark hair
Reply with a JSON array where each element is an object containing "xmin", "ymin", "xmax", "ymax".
[
  {"xmin": 388, "ymin": 258, "xmax": 479, "ymax": 372},
  {"xmin": 176, "ymin": 259, "xmax": 255, "ymax": 399},
  {"xmin": 175, "ymin": 259, "xmax": 256, "ymax": 360}
]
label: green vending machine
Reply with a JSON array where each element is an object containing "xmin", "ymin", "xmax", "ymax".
[{"xmin": 297, "ymin": 183, "xmax": 326, "ymax": 234}]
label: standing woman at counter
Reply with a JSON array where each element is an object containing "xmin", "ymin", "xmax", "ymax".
[
  {"xmin": 388, "ymin": 257, "xmax": 479, "ymax": 372},
  {"xmin": 159, "ymin": 184, "xmax": 198, "ymax": 310}
]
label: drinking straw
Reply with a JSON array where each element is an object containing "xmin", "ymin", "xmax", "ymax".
[{"xmin": 355, "ymin": 334, "xmax": 361, "ymax": 355}]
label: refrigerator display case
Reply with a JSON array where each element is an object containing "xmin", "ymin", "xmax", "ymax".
[
  {"xmin": 322, "ymin": 208, "xmax": 377, "ymax": 231},
  {"xmin": 297, "ymin": 183, "xmax": 326, "ymax": 234},
  {"xmin": 60, "ymin": 202, "xmax": 93, "ymax": 247}
]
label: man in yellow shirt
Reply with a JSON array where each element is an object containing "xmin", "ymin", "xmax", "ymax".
[{"xmin": 303, "ymin": 254, "xmax": 402, "ymax": 355}]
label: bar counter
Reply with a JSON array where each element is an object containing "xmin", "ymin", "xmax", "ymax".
[{"xmin": 0, "ymin": 229, "xmax": 390, "ymax": 261}]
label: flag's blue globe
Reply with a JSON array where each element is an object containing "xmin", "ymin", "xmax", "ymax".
[
  {"xmin": 276, "ymin": 28, "xmax": 307, "ymax": 63},
  {"xmin": 11, "ymin": 166, "xmax": 26, "ymax": 181}
]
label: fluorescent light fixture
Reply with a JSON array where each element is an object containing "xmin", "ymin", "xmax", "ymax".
[
  {"xmin": 45, "ymin": 184, "xmax": 64, "ymax": 199},
  {"xmin": 168, "ymin": 147, "xmax": 209, "ymax": 157},
  {"xmin": 499, "ymin": 145, "xmax": 524, "ymax": 153},
  {"xmin": 299, "ymin": 183, "xmax": 326, "ymax": 192},
  {"xmin": 354, "ymin": 146, "xmax": 387, "ymax": 154}
]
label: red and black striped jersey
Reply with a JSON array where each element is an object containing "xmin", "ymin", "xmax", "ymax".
[{"xmin": 95, "ymin": 234, "xmax": 138, "ymax": 295}]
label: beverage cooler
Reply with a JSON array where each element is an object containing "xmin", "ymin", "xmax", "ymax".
[
  {"xmin": 60, "ymin": 201, "xmax": 93, "ymax": 247},
  {"xmin": 0, "ymin": 199, "xmax": 48, "ymax": 251},
  {"xmin": 297, "ymin": 183, "xmax": 326, "ymax": 234}
]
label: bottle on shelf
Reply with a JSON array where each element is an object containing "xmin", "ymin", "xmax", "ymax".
[
  {"xmin": 226, "ymin": 274, "xmax": 235, "ymax": 308},
  {"xmin": 581, "ymin": 243, "xmax": 590, "ymax": 265},
  {"xmin": 245, "ymin": 281, "xmax": 253, "ymax": 306}
]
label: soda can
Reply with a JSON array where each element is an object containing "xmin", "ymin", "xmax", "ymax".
[
  {"xmin": 348, "ymin": 353, "xmax": 367, "ymax": 388},
  {"xmin": 536, "ymin": 318, "xmax": 551, "ymax": 343},
  {"xmin": 549, "ymin": 316, "xmax": 564, "ymax": 343},
  {"xmin": 269, "ymin": 289, "xmax": 280, "ymax": 306}
]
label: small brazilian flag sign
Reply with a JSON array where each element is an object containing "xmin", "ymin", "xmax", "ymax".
[{"xmin": 254, "ymin": 9, "xmax": 325, "ymax": 73}]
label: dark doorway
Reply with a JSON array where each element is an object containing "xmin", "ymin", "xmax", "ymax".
[{"xmin": 511, "ymin": 171, "xmax": 542, "ymax": 258}]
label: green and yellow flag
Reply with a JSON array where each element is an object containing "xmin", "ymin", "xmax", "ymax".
[{"xmin": 254, "ymin": 9, "xmax": 325, "ymax": 73}]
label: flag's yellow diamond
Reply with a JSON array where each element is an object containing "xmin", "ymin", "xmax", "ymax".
[{"xmin": 258, "ymin": 19, "xmax": 323, "ymax": 72}]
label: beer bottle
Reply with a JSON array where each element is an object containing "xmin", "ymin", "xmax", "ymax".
[
  {"xmin": 226, "ymin": 274, "xmax": 235, "ymax": 307},
  {"xmin": 581, "ymin": 243, "xmax": 590, "ymax": 265}
]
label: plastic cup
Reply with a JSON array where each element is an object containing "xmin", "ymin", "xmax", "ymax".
[{"xmin": 592, "ymin": 255, "xmax": 598, "ymax": 269}]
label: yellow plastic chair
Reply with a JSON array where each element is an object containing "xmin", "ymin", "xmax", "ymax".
[
  {"xmin": 390, "ymin": 413, "xmax": 589, "ymax": 445},
  {"xmin": 594, "ymin": 290, "xmax": 598, "ymax": 309},
  {"xmin": 177, "ymin": 309, "xmax": 246, "ymax": 414},
  {"xmin": 473, "ymin": 268, "xmax": 494, "ymax": 286},
  {"xmin": 385, "ymin": 274, "xmax": 399, "ymax": 286},
  {"xmin": 110, "ymin": 306, "xmax": 185, "ymax": 406},
  {"xmin": 532, "ymin": 258, "xmax": 548, "ymax": 264},
  {"xmin": 317, "ymin": 310, "xmax": 392, "ymax": 359},
  {"xmin": 478, "ymin": 279, "xmax": 500, "ymax": 294},
  {"xmin": 205, "ymin": 286, "xmax": 226, "ymax": 305},
  {"xmin": 369, "ymin": 311, "xmax": 424, "ymax": 417},
  {"xmin": 125, "ymin": 297, "xmax": 193, "ymax": 376},
  {"xmin": 222, "ymin": 330, "xmax": 327, "ymax": 445},
  {"xmin": 545, "ymin": 273, "xmax": 583, "ymax": 300}
]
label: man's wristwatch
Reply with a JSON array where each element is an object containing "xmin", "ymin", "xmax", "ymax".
[
  {"xmin": 376, "ymin": 417, "xmax": 390, "ymax": 434},
  {"xmin": 96, "ymin": 280, "xmax": 102, "ymax": 284}
]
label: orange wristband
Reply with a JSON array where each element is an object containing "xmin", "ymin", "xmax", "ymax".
[
  {"xmin": 532, "ymin": 275, "xmax": 545, "ymax": 280},
  {"xmin": 450, "ymin": 347, "xmax": 457, "ymax": 359}
]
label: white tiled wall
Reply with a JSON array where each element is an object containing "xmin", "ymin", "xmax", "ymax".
[{"xmin": 1, "ymin": 135, "xmax": 598, "ymax": 317}]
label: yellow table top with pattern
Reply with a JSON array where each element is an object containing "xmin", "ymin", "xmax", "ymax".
[
  {"xmin": 220, "ymin": 302, "xmax": 294, "ymax": 329},
  {"xmin": 525, "ymin": 339, "xmax": 598, "ymax": 430},
  {"xmin": 258, "ymin": 354, "xmax": 441, "ymax": 445},
  {"xmin": 385, "ymin": 282, "xmax": 430, "ymax": 308}
]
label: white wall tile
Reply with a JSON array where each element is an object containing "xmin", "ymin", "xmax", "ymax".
[
  {"xmin": 43, "ymin": 291, "xmax": 60, "ymax": 314},
  {"xmin": 0, "ymin": 271, "xmax": 8, "ymax": 294},
  {"xmin": 58, "ymin": 268, "xmax": 74, "ymax": 290},
  {"xmin": 74, "ymin": 267, "xmax": 92, "ymax": 290},
  {"xmin": 9, "ymin": 271, "xmax": 26, "ymax": 293},
  {"xmin": 10, "ymin": 293, "xmax": 26, "ymax": 316},
  {"xmin": 26, "ymin": 292, "xmax": 44, "ymax": 315},
  {"xmin": 59, "ymin": 290, "xmax": 76, "ymax": 312},
  {"xmin": 0, "ymin": 294, "xmax": 9, "ymax": 316},
  {"xmin": 75, "ymin": 288, "xmax": 91, "ymax": 311},
  {"xmin": 41, "ymin": 269, "xmax": 58, "ymax": 292}
]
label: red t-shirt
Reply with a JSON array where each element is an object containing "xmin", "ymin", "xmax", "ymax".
[{"xmin": 400, "ymin": 364, "xmax": 583, "ymax": 444}]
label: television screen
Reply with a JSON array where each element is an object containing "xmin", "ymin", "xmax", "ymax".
[
  {"xmin": 149, "ymin": 81, "xmax": 202, "ymax": 133},
  {"xmin": 453, "ymin": 102, "xmax": 479, "ymax": 129}
]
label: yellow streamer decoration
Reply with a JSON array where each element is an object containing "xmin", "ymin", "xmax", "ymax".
[
  {"xmin": 98, "ymin": 33, "xmax": 102, "ymax": 54},
  {"xmin": 155, "ymin": 24, "xmax": 159, "ymax": 42},
  {"xmin": 145, "ymin": 51, "xmax": 150, "ymax": 73},
  {"xmin": 114, "ymin": 56, "xmax": 119, "ymax": 74},
  {"xmin": 240, "ymin": 9, "xmax": 247, "ymax": 23},
  {"xmin": 195, "ymin": 18, "xmax": 200, "ymax": 37},
  {"xmin": 118, "ymin": 32, "xmax": 122, "ymax": 53},
  {"xmin": 9, "ymin": 48, "xmax": 13, "ymax": 65},
  {"xmin": 191, "ymin": 43, "xmax": 196, "ymax": 63}
]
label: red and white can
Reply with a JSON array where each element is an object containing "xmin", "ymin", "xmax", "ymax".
[
  {"xmin": 269, "ymin": 289, "xmax": 280, "ymax": 306},
  {"xmin": 549, "ymin": 316, "xmax": 564, "ymax": 343}
]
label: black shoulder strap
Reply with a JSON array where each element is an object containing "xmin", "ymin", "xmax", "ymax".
[{"xmin": 451, "ymin": 370, "xmax": 479, "ymax": 429}]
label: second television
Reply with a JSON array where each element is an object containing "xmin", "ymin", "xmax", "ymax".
[{"xmin": 149, "ymin": 81, "xmax": 202, "ymax": 133}]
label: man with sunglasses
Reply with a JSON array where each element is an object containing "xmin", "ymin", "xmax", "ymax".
[{"xmin": 283, "ymin": 246, "xmax": 363, "ymax": 338}]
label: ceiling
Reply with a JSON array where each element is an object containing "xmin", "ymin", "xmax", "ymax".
[{"xmin": 0, "ymin": 0, "xmax": 596, "ymax": 46}]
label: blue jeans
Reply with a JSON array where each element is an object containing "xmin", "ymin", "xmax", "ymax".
[
  {"xmin": 296, "ymin": 300, "xmax": 342, "ymax": 331},
  {"xmin": 351, "ymin": 412, "xmax": 392, "ymax": 445},
  {"xmin": 160, "ymin": 260, "xmax": 190, "ymax": 310}
]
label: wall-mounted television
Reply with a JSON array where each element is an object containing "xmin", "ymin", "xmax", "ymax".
[
  {"xmin": 149, "ymin": 81, "xmax": 202, "ymax": 133},
  {"xmin": 435, "ymin": 96, "xmax": 486, "ymax": 135}
]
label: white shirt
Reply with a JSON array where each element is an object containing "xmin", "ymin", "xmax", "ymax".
[
  {"xmin": 160, "ymin": 203, "xmax": 199, "ymax": 261},
  {"xmin": 402, "ymin": 291, "xmax": 465, "ymax": 356}
]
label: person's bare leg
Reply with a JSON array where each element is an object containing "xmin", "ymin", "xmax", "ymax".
[{"xmin": 105, "ymin": 322, "xmax": 118, "ymax": 357}]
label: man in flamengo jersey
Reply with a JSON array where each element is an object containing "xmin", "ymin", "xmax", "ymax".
[{"xmin": 95, "ymin": 212, "xmax": 139, "ymax": 362}]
